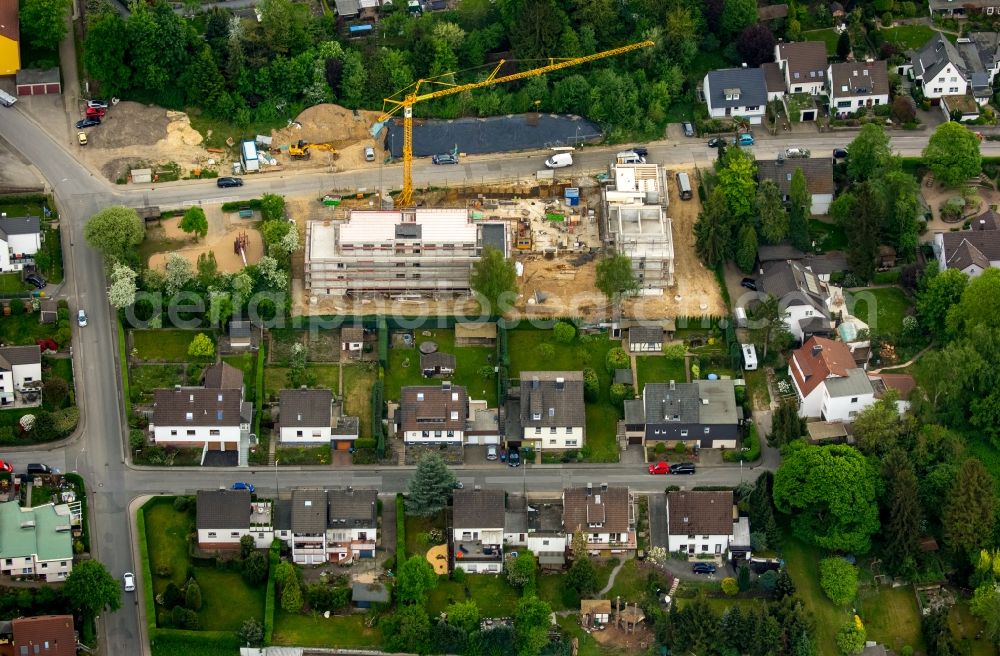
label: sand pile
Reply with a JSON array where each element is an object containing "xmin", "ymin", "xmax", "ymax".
[{"xmin": 270, "ymin": 103, "xmax": 382, "ymax": 148}]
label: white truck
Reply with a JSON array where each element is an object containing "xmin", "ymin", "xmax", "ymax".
[{"xmin": 0, "ymin": 90, "xmax": 17, "ymax": 107}]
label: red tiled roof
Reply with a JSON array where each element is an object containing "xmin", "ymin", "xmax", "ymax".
[
  {"xmin": 790, "ymin": 336, "xmax": 855, "ymax": 398},
  {"xmin": 11, "ymin": 616, "xmax": 75, "ymax": 656},
  {"xmin": 0, "ymin": 0, "xmax": 18, "ymax": 43}
]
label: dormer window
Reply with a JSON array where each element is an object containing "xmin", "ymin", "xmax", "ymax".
[
  {"xmin": 532, "ymin": 412, "xmax": 541, "ymax": 421},
  {"xmin": 794, "ymin": 72, "xmax": 800, "ymax": 79},
  {"xmin": 723, "ymin": 87, "xmax": 741, "ymax": 101}
]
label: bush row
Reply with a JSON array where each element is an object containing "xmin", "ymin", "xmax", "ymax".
[{"xmin": 396, "ymin": 494, "xmax": 406, "ymax": 559}]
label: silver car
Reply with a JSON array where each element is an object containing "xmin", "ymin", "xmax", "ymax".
[{"xmin": 486, "ymin": 445, "xmax": 498, "ymax": 460}]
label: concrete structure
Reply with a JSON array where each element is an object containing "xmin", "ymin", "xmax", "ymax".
[
  {"xmin": 0, "ymin": 0, "xmax": 19, "ymax": 77},
  {"xmin": 624, "ymin": 379, "xmax": 741, "ymax": 449},
  {"xmin": 702, "ymin": 68, "xmax": 768, "ymax": 124},
  {"xmin": 665, "ymin": 490, "xmax": 750, "ymax": 560},
  {"xmin": 15, "ymin": 68, "xmax": 61, "ymax": 96},
  {"xmin": 452, "ymin": 489, "xmax": 505, "ymax": 573},
  {"xmin": 775, "ymin": 42, "xmax": 829, "ymax": 96},
  {"xmin": 827, "ymin": 61, "xmax": 890, "ymax": 116},
  {"xmin": 0, "ymin": 345, "xmax": 41, "ymax": 406},
  {"xmin": 562, "ymin": 484, "xmax": 636, "ymax": 555},
  {"xmin": 604, "ymin": 163, "xmax": 675, "ymax": 290},
  {"xmin": 790, "ymin": 337, "xmax": 876, "ymax": 420},
  {"xmin": 0, "ymin": 502, "xmax": 73, "ymax": 582},
  {"xmin": 305, "ymin": 209, "xmax": 505, "ymax": 297},
  {"xmin": 519, "ymin": 371, "xmax": 586, "ymax": 451},
  {"xmin": 278, "ymin": 389, "xmax": 335, "ymax": 445},
  {"xmin": 756, "ymin": 159, "xmax": 834, "ymax": 215},
  {"xmin": 196, "ymin": 489, "xmax": 273, "ymax": 549},
  {"xmin": 0, "ymin": 216, "xmax": 41, "ymax": 273},
  {"xmin": 398, "ymin": 382, "xmax": 468, "ymax": 445},
  {"xmin": 10, "ymin": 615, "xmax": 75, "ymax": 656}
]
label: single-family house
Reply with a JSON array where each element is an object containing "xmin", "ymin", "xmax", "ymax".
[
  {"xmin": 0, "ymin": 345, "xmax": 42, "ymax": 406},
  {"xmin": 868, "ymin": 372, "xmax": 917, "ymax": 415},
  {"xmin": 827, "ymin": 60, "xmax": 890, "ymax": 117},
  {"xmin": 202, "ymin": 361, "xmax": 244, "ymax": 392},
  {"xmin": 228, "ymin": 320, "xmax": 251, "ymax": 349},
  {"xmin": 665, "ymin": 490, "xmax": 751, "ymax": 561},
  {"xmin": 195, "ymin": 489, "xmax": 274, "ymax": 549},
  {"xmin": 519, "ymin": 371, "xmax": 586, "ymax": 451},
  {"xmin": 910, "ymin": 32, "xmax": 1000, "ymax": 105},
  {"xmin": 702, "ymin": 68, "xmax": 768, "ymax": 125},
  {"xmin": 934, "ymin": 230, "xmax": 1000, "ymax": 277},
  {"xmin": 562, "ymin": 484, "xmax": 636, "ymax": 555},
  {"xmin": 775, "ymin": 42, "xmax": 829, "ymax": 96},
  {"xmin": 452, "ymin": 488, "xmax": 505, "ymax": 573},
  {"xmin": 790, "ymin": 337, "xmax": 876, "ymax": 420},
  {"xmin": 504, "ymin": 494, "xmax": 566, "ymax": 569},
  {"xmin": 10, "ymin": 615, "xmax": 76, "ymax": 656},
  {"xmin": 327, "ymin": 488, "xmax": 378, "ymax": 561},
  {"xmin": 0, "ymin": 502, "xmax": 73, "ymax": 582},
  {"xmin": 759, "ymin": 260, "xmax": 838, "ymax": 342},
  {"xmin": 420, "ymin": 352, "xmax": 456, "ymax": 378},
  {"xmin": 756, "ymin": 158, "xmax": 835, "ymax": 215},
  {"xmin": 623, "ymin": 379, "xmax": 741, "ymax": 449},
  {"xmin": 341, "ymin": 327, "xmax": 364, "ymax": 355},
  {"xmin": 0, "ymin": 0, "xmax": 20, "ymax": 77},
  {"xmin": 757, "ymin": 3, "xmax": 789, "ymax": 21},
  {"xmin": 351, "ymin": 582, "xmax": 389, "ymax": 609},
  {"xmin": 0, "ymin": 217, "xmax": 41, "ymax": 273},
  {"xmin": 288, "ymin": 489, "xmax": 328, "ymax": 565},
  {"xmin": 150, "ymin": 388, "xmax": 249, "ymax": 450},
  {"xmin": 761, "ymin": 62, "xmax": 788, "ymax": 101},
  {"xmin": 278, "ymin": 389, "xmax": 334, "ymax": 445},
  {"xmin": 628, "ymin": 325, "xmax": 663, "ymax": 353},
  {"xmin": 397, "ymin": 382, "xmax": 468, "ymax": 445},
  {"xmin": 929, "ymin": 0, "xmax": 1000, "ymax": 17}
]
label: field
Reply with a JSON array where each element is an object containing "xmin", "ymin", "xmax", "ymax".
[
  {"xmin": 802, "ymin": 28, "xmax": 840, "ymax": 56},
  {"xmin": 426, "ymin": 575, "xmax": 521, "ymax": 616},
  {"xmin": 858, "ymin": 584, "xmax": 925, "ymax": 653},
  {"xmin": 385, "ymin": 329, "xmax": 496, "ymax": 407},
  {"xmin": 635, "ymin": 355, "xmax": 687, "ymax": 390},
  {"xmin": 882, "ymin": 25, "xmax": 936, "ymax": 50},
  {"xmin": 132, "ymin": 329, "xmax": 208, "ymax": 362},
  {"xmin": 272, "ymin": 612, "xmax": 382, "ymax": 648},
  {"xmin": 847, "ymin": 287, "xmax": 912, "ymax": 338}
]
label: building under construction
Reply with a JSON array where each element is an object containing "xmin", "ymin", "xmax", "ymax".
[
  {"xmin": 604, "ymin": 163, "xmax": 675, "ymax": 290},
  {"xmin": 304, "ymin": 208, "xmax": 508, "ymax": 297}
]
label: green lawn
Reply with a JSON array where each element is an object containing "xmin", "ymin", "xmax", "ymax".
[
  {"xmin": 0, "ymin": 312, "xmax": 57, "ymax": 345},
  {"xmin": 132, "ymin": 330, "xmax": 210, "ymax": 362},
  {"xmin": 847, "ymin": 287, "xmax": 912, "ymax": 338},
  {"xmin": 802, "ymin": 29, "xmax": 840, "ymax": 56},
  {"xmin": 38, "ymin": 228, "xmax": 64, "ymax": 283},
  {"xmin": 950, "ymin": 600, "xmax": 994, "ymax": 656},
  {"xmin": 385, "ymin": 329, "xmax": 496, "ymax": 407},
  {"xmin": 809, "ymin": 219, "xmax": 848, "ymax": 252},
  {"xmin": 744, "ymin": 369, "xmax": 771, "ymax": 410},
  {"xmin": 192, "ymin": 567, "xmax": 265, "ymax": 631},
  {"xmin": 0, "ymin": 273, "xmax": 29, "ymax": 294},
  {"xmin": 508, "ymin": 330, "xmax": 620, "ymax": 462},
  {"xmin": 782, "ymin": 534, "xmax": 849, "ymax": 656},
  {"xmin": 222, "ymin": 353, "xmax": 257, "ymax": 403},
  {"xmin": 606, "ymin": 559, "xmax": 664, "ymax": 601},
  {"xmin": 272, "ymin": 611, "xmax": 383, "ymax": 648},
  {"xmin": 143, "ymin": 499, "xmax": 196, "ymax": 593},
  {"xmin": 882, "ymin": 25, "xmax": 936, "ymax": 50},
  {"xmin": 427, "ymin": 575, "xmax": 521, "ymax": 616},
  {"xmin": 966, "ymin": 440, "xmax": 1000, "ymax": 493},
  {"xmin": 635, "ymin": 355, "xmax": 687, "ymax": 390},
  {"xmin": 275, "ymin": 445, "xmax": 330, "ymax": 465},
  {"xmin": 150, "ymin": 632, "xmax": 239, "ymax": 656},
  {"xmin": 858, "ymin": 584, "xmax": 925, "ymax": 653},
  {"xmin": 264, "ymin": 364, "xmax": 340, "ymax": 397},
  {"xmin": 43, "ymin": 357, "xmax": 75, "ymax": 410},
  {"xmin": 343, "ymin": 363, "xmax": 377, "ymax": 437},
  {"xmin": 404, "ymin": 513, "xmax": 446, "ymax": 559},
  {"xmin": 130, "ymin": 365, "xmax": 187, "ymax": 401}
]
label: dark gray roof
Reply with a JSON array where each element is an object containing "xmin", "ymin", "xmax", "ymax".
[
  {"xmin": 279, "ymin": 389, "xmax": 332, "ymax": 428},
  {"xmin": 352, "ymin": 582, "xmax": 390, "ymax": 603},
  {"xmin": 623, "ymin": 398, "xmax": 645, "ymax": 425},
  {"xmin": 420, "ymin": 352, "xmax": 456, "ymax": 370},
  {"xmin": 941, "ymin": 232, "xmax": 1000, "ymax": 271},
  {"xmin": 481, "ymin": 223, "xmax": 506, "ymax": 254},
  {"xmin": 202, "ymin": 362, "xmax": 244, "ymax": 390},
  {"xmin": 760, "ymin": 260, "xmax": 829, "ymax": 311},
  {"xmin": 757, "ymin": 159, "xmax": 835, "ymax": 196},
  {"xmin": 0, "ymin": 216, "xmax": 40, "ymax": 240},
  {"xmin": 804, "ymin": 253, "xmax": 849, "ymax": 276},
  {"xmin": 333, "ymin": 0, "xmax": 359, "ymax": 16},
  {"xmin": 229, "ymin": 321, "xmax": 251, "ymax": 338},
  {"xmin": 972, "ymin": 207, "xmax": 1000, "ymax": 231},
  {"xmin": 328, "ymin": 489, "xmax": 377, "ymax": 528},
  {"xmin": 629, "ymin": 325, "xmax": 663, "ymax": 346},
  {"xmin": 912, "ymin": 32, "xmax": 966, "ymax": 83},
  {"xmin": 520, "ymin": 371, "xmax": 586, "ymax": 428},
  {"xmin": 614, "ymin": 369, "xmax": 633, "ymax": 385},
  {"xmin": 152, "ymin": 388, "xmax": 243, "ymax": 427},
  {"xmin": 395, "ymin": 224, "xmax": 422, "ymax": 239},
  {"xmin": 758, "ymin": 243, "xmax": 807, "ymax": 262},
  {"xmin": 14, "ymin": 68, "xmax": 59, "ymax": 85},
  {"xmin": 274, "ymin": 499, "xmax": 292, "ymax": 531},
  {"xmin": 0, "ymin": 345, "xmax": 41, "ymax": 370},
  {"xmin": 705, "ymin": 68, "xmax": 768, "ymax": 110},
  {"xmin": 643, "ymin": 382, "xmax": 700, "ymax": 423},
  {"xmin": 453, "ymin": 488, "xmax": 506, "ymax": 529},
  {"xmin": 290, "ymin": 489, "xmax": 327, "ymax": 535},
  {"xmin": 196, "ymin": 489, "xmax": 250, "ymax": 530}
]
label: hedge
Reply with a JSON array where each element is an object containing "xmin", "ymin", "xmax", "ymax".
[
  {"xmin": 137, "ymin": 501, "xmax": 157, "ymax": 636},
  {"xmin": 220, "ymin": 199, "xmax": 263, "ymax": 212},
  {"xmin": 149, "ymin": 629, "xmax": 240, "ymax": 656},
  {"xmin": 377, "ymin": 317, "xmax": 388, "ymax": 368},
  {"xmin": 263, "ymin": 538, "xmax": 280, "ymax": 645},
  {"xmin": 63, "ymin": 473, "xmax": 89, "ymax": 551},
  {"xmin": 372, "ymin": 374, "xmax": 385, "ymax": 457},
  {"xmin": 722, "ymin": 423, "xmax": 761, "ymax": 463},
  {"xmin": 118, "ymin": 319, "xmax": 131, "ymax": 419},
  {"xmin": 395, "ymin": 494, "xmax": 406, "ymax": 558},
  {"xmin": 253, "ymin": 343, "xmax": 266, "ymax": 439}
]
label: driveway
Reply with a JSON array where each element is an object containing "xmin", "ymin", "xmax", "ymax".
[{"xmin": 647, "ymin": 492, "xmax": 668, "ymax": 550}]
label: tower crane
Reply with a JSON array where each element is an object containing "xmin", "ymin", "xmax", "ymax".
[{"xmin": 377, "ymin": 40, "xmax": 655, "ymax": 207}]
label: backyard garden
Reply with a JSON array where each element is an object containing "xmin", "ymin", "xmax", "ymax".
[{"xmin": 384, "ymin": 328, "xmax": 497, "ymax": 407}]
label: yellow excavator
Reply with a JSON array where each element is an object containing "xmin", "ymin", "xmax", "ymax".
[{"xmin": 288, "ymin": 140, "xmax": 337, "ymax": 160}]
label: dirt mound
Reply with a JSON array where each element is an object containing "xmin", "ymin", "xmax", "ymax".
[
  {"xmin": 93, "ymin": 101, "xmax": 171, "ymax": 148},
  {"xmin": 101, "ymin": 157, "xmax": 151, "ymax": 183},
  {"xmin": 270, "ymin": 104, "xmax": 382, "ymax": 149}
]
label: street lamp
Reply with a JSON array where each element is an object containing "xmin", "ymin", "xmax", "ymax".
[{"xmin": 72, "ymin": 448, "xmax": 85, "ymax": 473}]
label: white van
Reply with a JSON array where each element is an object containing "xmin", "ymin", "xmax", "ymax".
[
  {"xmin": 616, "ymin": 150, "xmax": 645, "ymax": 164},
  {"xmin": 735, "ymin": 306, "xmax": 748, "ymax": 329},
  {"xmin": 741, "ymin": 343, "xmax": 758, "ymax": 371},
  {"xmin": 545, "ymin": 153, "xmax": 573, "ymax": 168},
  {"xmin": 676, "ymin": 172, "xmax": 692, "ymax": 200},
  {"xmin": 0, "ymin": 90, "xmax": 17, "ymax": 107}
]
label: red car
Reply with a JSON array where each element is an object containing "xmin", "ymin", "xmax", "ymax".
[
  {"xmin": 85, "ymin": 106, "xmax": 106, "ymax": 118},
  {"xmin": 0, "ymin": 460, "xmax": 13, "ymax": 474},
  {"xmin": 648, "ymin": 461, "xmax": 670, "ymax": 475}
]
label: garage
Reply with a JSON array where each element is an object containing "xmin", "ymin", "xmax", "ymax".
[
  {"xmin": 334, "ymin": 440, "xmax": 352, "ymax": 451},
  {"xmin": 15, "ymin": 68, "xmax": 61, "ymax": 96}
]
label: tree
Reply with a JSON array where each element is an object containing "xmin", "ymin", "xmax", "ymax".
[
  {"xmin": 42, "ymin": 378, "xmax": 69, "ymax": 409},
  {"xmin": 770, "ymin": 398, "xmax": 806, "ymax": 446},
  {"xmin": 280, "ymin": 580, "xmax": 303, "ymax": 612},
  {"xmin": 773, "ymin": 443, "xmax": 881, "ymax": 553},
  {"xmin": 892, "ymin": 95, "xmax": 917, "ymax": 124},
  {"xmin": 447, "ymin": 600, "xmax": 480, "ymax": 634},
  {"xmin": 242, "ymin": 550, "xmax": 268, "ymax": 586},
  {"xmin": 83, "ymin": 12, "xmax": 130, "ymax": 96},
  {"xmin": 180, "ymin": 206, "xmax": 209, "ymax": 240},
  {"xmin": 787, "ymin": 168, "xmax": 812, "ymax": 251},
  {"xmin": 553, "ymin": 321, "xmax": 576, "ymax": 343},
  {"xmin": 749, "ymin": 294, "xmax": 790, "ymax": 360},
  {"xmin": 970, "ymin": 584, "xmax": 1000, "ymax": 644},
  {"xmin": 695, "ymin": 187, "xmax": 733, "ymax": 266},
  {"xmin": 514, "ymin": 595, "xmax": 552, "ymax": 656},
  {"xmin": 260, "ymin": 193, "xmax": 286, "ymax": 222},
  {"xmin": 186, "ymin": 46, "xmax": 226, "ymax": 108},
  {"xmin": 836, "ymin": 30, "xmax": 851, "ymax": 60},
  {"xmin": 847, "ymin": 124, "xmax": 896, "ymax": 182},
  {"xmin": 721, "ymin": 577, "xmax": 738, "ymax": 595},
  {"xmin": 943, "ymin": 458, "xmax": 998, "ymax": 555},
  {"xmin": 852, "ymin": 392, "xmax": 907, "ymax": 456},
  {"xmin": 670, "ymin": 595, "xmax": 720, "ymax": 653},
  {"xmin": 471, "ymin": 246, "xmax": 517, "ymax": 316},
  {"xmin": 286, "ymin": 342, "xmax": 315, "ymax": 389},
  {"xmin": 736, "ymin": 225, "xmax": 758, "ymax": 273},
  {"xmin": 605, "ymin": 347, "xmax": 629, "ymax": 373},
  {"xmin": 917, "ymin": 268, "xmax": 967, "ymax": 339},
  {"xmin": 757, "ymin": 179, "xmax": 789, "ymax": 244},
  {"xmin": 261, "ymin": 220, "xmax": 293, "ymax": 258},
  {"xmin": 185, "ymin": 579, "xmax": 202, "ymax": 610},
  {"xmin": 882, "ymin": 450, "xmax": 924, "ymax": 576},
  {"xmin": 717, "ymin": 147, "xmax": 758, "ymax": 224},
  {"xmin": 819, "ymin": 558, "xmax": 858, "ymax": 606},
  {"xmin": 736, "ymin": 24, "xmax": 776, "ymax": 67},
  {"xmin": 384, "ymin": 604, "xmax": 432, "ymax": 654},
  {"xmin": 237, "ymin": 617, "xmax": 264, "ymax": 647},
  {"xmin": 239, "ymin": 534, "xmax": 256, "ymax": 560},
  {"xmin": 837, "ymin": 182, "xmax": 883, "ymax": 283},
  {"xmin": 737, "ymin": 564, "xmax": 751, "ymax": 591},
  {"xmin": 582, "ymin": 368, "xmax": 599, "ymax": 402},
  {"xmin": 256, "ymin": 256, "xmax": 288, "ymax": 291},
  {"xmin": 188, "ymin": 333, "xmax": 215, "ymax": 359},
  {"xmin": 595, "ymin": 254, "xmax": 638, "ymax": 308},
  {"xmin": 64, "ymin": 560, "xmax": 121, "ymax": 618},
  {"xmin": 397, "ymin": 554, "xmax": 438, "ymax": 605},
  {"xmin": 721, "ymin": 0, "xmax": 757, "ymax": 36},
  {"xmin": 505, "ymin": 551, "xmax": 537, "ymax": 590},
  {"xmin": 84, "ymin": 207, "xmax": 145, "ymax": 265},
  {"xmin": 836, "ymin": 617, "xmax": 866, "ymax": 655},
  {"xmin": 406, "ymin": 452, "xmax": 458, "ymax": 516},
  {"xmin": 565, "ymin": 556, "xmax": 598, "ymax": 597},
  {"xmin": 948, "ymin": 268, "xmax": 1000, "ymax": 336},
  {"xmin": 108, "ymin": 262, "xmax": 138, "ymax": 309},
  {"xmin": 164, "ymin": 254, "xmax": 194, "ymax": 296},
  {"xmin": 19, "ymin": 0, "xmax": 71, "ymax": 52},
  {"xmin": 923, "ymin": 121, "xmax": 982, "ymax": 188}
]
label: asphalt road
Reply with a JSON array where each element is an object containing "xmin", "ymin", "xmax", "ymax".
[{"xmin": 0, "ymin": 102, "xmax": 968, "ymax": 654}]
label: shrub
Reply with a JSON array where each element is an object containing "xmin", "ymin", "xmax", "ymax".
[
  {"xmin": 721, "ymin": 577, "xmax": 739, "ymax": 596},
  {"xmin": 354, "ymin": 438, "xmax": 377, "ymax": 450},
  {"xmin": 173, "ymin": 497, "xmax": 190, "ymax": 512},
  {"xmin": 8, "ymin": 298, "xmax": 24, "ymax": 315},
  {"xmin": 758, "ymin": 569, "xmax": 779, "ymax": 592},
  {"xmin": 451, "ymin": 567, "xmax": 466, "ymax": 583},
  {"xmin": 654, "ymin": 442, "xmax": 667, "ymax": 455},
  {"xmin": 836, "ymin": 617, "xmax": 866, "ymax": 655},
  {"xmin": 185, "ymin": 580, "xmax": 202, "ymax": 611},
  {"xmin": 820, "ymin": 558, "xmax": 858, "ymax": 606},
  {"xmin": 605, "ymin": 347, "xmax": 629, "ymax": 373},
  {"xmin": 609, "ymin": 383, "xmax": 631, "ymax": 410},
  {"xmin": 51, "ymin": 407, "xmax": 78, "ymax": 435},
  {"xmin": 553, "ymin": 321, "xmax": 576, "ymax": 343},
  {"xmin": 582, "ymin": 368, "xmax": 599, "ymax": 402}
]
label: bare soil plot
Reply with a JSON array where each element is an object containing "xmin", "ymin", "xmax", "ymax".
[
  {"xmin": 146, "ymin": 210, "xmax": 263, "ymax": 274},
  {"xmin": 269, "ymin": 104, "xmax": 384, "ymax": 173}
]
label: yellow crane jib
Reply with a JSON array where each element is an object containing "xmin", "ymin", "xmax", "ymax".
[{"xmin": 378, "ymin": 40, "xmax": 655, "ymax": 207}]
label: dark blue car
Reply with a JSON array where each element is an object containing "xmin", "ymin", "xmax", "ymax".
[
  {"xmin": 232, "ymin": 481, "xmax": 255, "ymax": 493},
  {"xmin": 692, "ymin": 562, "xmax": 717, "ymax": 574}
]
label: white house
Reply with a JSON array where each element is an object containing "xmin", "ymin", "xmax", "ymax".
[
  {"xmin": 519, "ymin": 371, "xmax": 586, "ymax": 451},
  {"xmin": 288, "ymin": 489, "xmax": 328, "ymax": 565},
  {"xmin": 196, "ymin": 489, "xmax": 274, "ymax": 549},
  {"xmin": 665, "ymin": 490, "xmax": 751, "ymax": 561},
  {"xmin": 453, "ymin": 489, "xmax": 505, "ymax": 573},
  {"xmin": 326, "ymin": 488, "xmax": 377, "ymax": 561},
  {"xmin": 278, "ymin": 389, "xmax": 334, "ymax": 444},
  {"xmin": 562, "ymin": 484, "xmax": 636, "ymax": 556},
  {"xmin": 0, "ymin": 501, "xmax": 74, "ymax": 582},
  {"xmin": 775, "ymin": 42, "xmax": 829, "ymax": 96},
  {"xmin": 827, "ymin": 61, "xmax": 890, "ymax": 117},
  {"xmin": 759, "ymin": 260, "xmax": 839, "ymax": 343},
  {"xmin": 0, "ymin": 217, "xmax": 41, "ymax": 273},
  {"xmin": 756, "ymin": 158, "xmax": 835, "ymax": 216},
  {"xmin": 0, "ymin": 345, "xmax": 42, "ymax": 406},
  {"xmin": 790, "ymin": 337, "xmax": 876, "ymax": 421},
  {"xmin": 910, "ymin": 33, "xmax": 973, "ymax": 102},
  {"xmin": 934, "ymin": 231, "xmax": 1000, "ymax": 277},
  {"xmin": 397, "ymin": 382, "xmax": 468, "ymax": 445},
  {"xmin": 702, "ymin": 68, "xmax": 768, "ymax": 125},
  {"xmin": 150, "ymin": 388, "xmax": 249, "ymax": 450},
  {"xmin": 503, "ymin": 494, "xmax": 567, "ymax": 569}
]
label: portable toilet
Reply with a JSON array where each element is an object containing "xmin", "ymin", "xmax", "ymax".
[{"xmin": 741, "ymin": 343, "xmax": 758, "ymax": 371}]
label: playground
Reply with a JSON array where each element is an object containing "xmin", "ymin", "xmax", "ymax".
[{"xmin": 146, "ymin": 207, "xmax": 264, "ymax": 273}]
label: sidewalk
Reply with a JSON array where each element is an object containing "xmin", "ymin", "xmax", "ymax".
[{"xmin": 127, "ymin": 495, "xmax": 153, "ymax": 656}]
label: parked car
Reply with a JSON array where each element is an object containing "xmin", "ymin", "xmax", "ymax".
[
  {"xmin": 77, "ymin": 132, "xmax": 88, "ymax": 146},
  {"xmin": 364, "ymin": 146, "xmax": 376, "ymax": 162},
  {"xmin": 692, "ymin": 563, "xmax": 717, "ymax": 574},
  {"xmin": 707, "ymin": 138, "xmax": 723, "ymax": 148},
  {"xmin": 452, "ymin": 480, "xmax": 464, "ymax": 489},
  {"xmin": 486, "ymin": 444, "xmax": 498, "ymax": 461},
  {"xmin": 544, "ymin": 152, "xmax": 573, "ymax": 168},
  {"xmin": 231, "ymin": 481, "xmax": 255, "ymax": 493},
  {"xmin": 631, "ymin": 146, "xmax": 649, "ymax": 158},
  {"xmin": 217, "ymin": 177, "xmax": 243, "ymax": 188},
  {"xmin": 499, "ymin": 448, "xmax": 507, "ymax": 462},
  {"xmin": 75, "ymin": 118, "xmax": 100, "ymax": 129},
  {"xmin": 833, "ymin": 148, "xmax": 849, "ymax": 159},
  {"xmin": 0, "ymin": 460, "xmax": 13, "ymax": 473},
  {"xmin": 682, "ymin": 122, "xmax": 695, "ymax": 137},
  {"xmin": 432, "ymin": 153, "xmax": 458, "ymax": 165},
  {"xmin": 77, "ymin": 310, "xmax": 87, "ymax": 327},
  {"xmin": 736, "ymin": 133, "xmax": 755, "ymax": 146},
  {"xmin": 740, "ymin": 277, "xmax": 757, "ymax": 291},
  {"xmin": 24, "ymin": 273, "xmax": 46, "ymax": 289},
  {"xmin": 508, "ymin": 449, "xmax": 521, "ymax": 467},
  {"xmin": 87, "ymin": 99, "xmax": 109, "ymax": 109},
  {"xmin": 85, "ymin": 107, "xmax": 106, "ymax": 118},
  {"xmin": 26, "ymin": 463, "xmax": 58, "ymax": 476},
  {"xmin": 123, "ymin": 572, "xmax": 136, "ymax": 592},
  {"xmin": 648, "ymin": 461, "xmax": 671, "ymax": 475},
  {"xmin": 670, "ymin": 462, "xmax": 696, "ymax": 475},
  {"xmin": 784, "ymin": 147, "xmax": 810, "ymax": 159}
]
